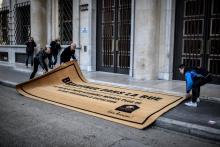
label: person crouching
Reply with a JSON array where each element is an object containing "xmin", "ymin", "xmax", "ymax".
[
  {"xmin": 178, "ymin": 64, "xmax": 212, "ymax": 107},
  {"xmin": 30, "ymin": 47, "xmax": 51, "ymax": 79},
  {"xmin": 60, "ymin": 42, "xmax": 76, "ymax": 64}
]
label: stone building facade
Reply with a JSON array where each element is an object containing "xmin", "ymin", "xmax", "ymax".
[{"xmin": 0, "ymin": 0, "xmax": 219, "ymax": 83}]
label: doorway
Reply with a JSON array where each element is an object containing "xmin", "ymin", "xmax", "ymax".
[
  {"xmin": 97, "ymin": 0, "xmax": 131, "ymax": 74},
  {"xmin": 174, "ymin": 0, "xmax": 220, "ymax": 84}
]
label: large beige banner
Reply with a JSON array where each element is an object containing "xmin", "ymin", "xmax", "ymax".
[{"xmin": 16, "ymin": 61, "xmax": 185, "ymax": 129}]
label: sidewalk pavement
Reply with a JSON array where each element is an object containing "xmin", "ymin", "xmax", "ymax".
[{"xmin": 0, "ymin": 62, "xmax": 220, "ymax": 141}]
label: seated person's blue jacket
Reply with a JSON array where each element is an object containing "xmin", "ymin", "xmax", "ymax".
[{"xmin": 185, "ymin": 68, "xmax": 208, "ymax": 93}]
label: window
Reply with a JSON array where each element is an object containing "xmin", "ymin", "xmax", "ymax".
[
  {"xmin": 59, "ymin": 0, "xmax": 73, "ymax": 45},
  {"xmin": 0, "ymin": 52, "xmax": 8, "ymax": 61},
  {"xmin": 0, "ymin": 7, "xmax": 9, "ymax": 45},
  {"xmin": 14, "ymin": 2, "xmax": 30, "ymax": 45}
]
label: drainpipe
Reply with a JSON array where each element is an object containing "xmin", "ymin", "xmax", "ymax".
[
  {"xmin": 131, "ymin": 0, "xmax": 135, "ymax": 77},
  {"xmin": 77, "ymin": 0, "xmax": 81, "ymax": 63},
  {"xmin": 78, "ymin": 0, "xmax": 81, "ymax": 47}
]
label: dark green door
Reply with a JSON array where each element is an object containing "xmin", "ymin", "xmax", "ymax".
[
  {"xmin": 97, "ymin": 0, "xmax": 131, "ymax": 74},
  {"xmin": 174, "ymin": 0, "xmax": 220, "ymax": 84}
]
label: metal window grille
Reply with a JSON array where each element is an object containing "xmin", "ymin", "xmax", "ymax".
[
  {"xmin": 59, "ymin": 0, "xmax": 73, "ymax": 45},
  {"xmin": 182, "ymin": 0, "xmax": 205, "ymax": 68},
  {"xmin": 174, "ymin": 0, "xmax": 220, "ymax": 83},
  {"xmin": 97, "ymin": 0, "xmax": 131, "ymax": 74},
  {"xmin": 0, "ymin": 7, "xmax": 9, "ymax": 45},
  {"xmin": 14, "ymin": 2, "xmax": 30, "ymax": 45}
]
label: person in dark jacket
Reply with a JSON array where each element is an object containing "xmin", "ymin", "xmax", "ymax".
[
  {"xmin": 48, "ymin": 39, "xmax": 61, "ymax": 68},
  {"xmin": 60, "ymin": 43, "xmax": 76, "ymax": 64},
  {"xmin": 179, "ymin": 64, "xmax": 212, "ymax": 107},
  {"xmin": 30, "ymin": 47, "xmax": 51, "ymax": 79},
  {"xmin": 25, "ymin": 37, "xmax": 36, "ymax": 67}
]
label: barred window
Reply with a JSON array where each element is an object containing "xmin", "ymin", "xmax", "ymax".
[
  {"xmin": 0, "ymin": 7, "xmax": 9, "ymax": 45},
  {"xmin": 59, "ymin": 0, "xmax": 73, "ymax": 45},
  {"xmin": 14, "ymin": 2, "xmax": 30, "ymax": 45}
]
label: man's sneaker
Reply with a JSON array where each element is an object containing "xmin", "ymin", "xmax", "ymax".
[
  {"xmin": 184, "ymin": 101, "xmax": 197, "ymax": 107},
  {"xmin": 197, "ymin": 98, "xmax": 200, "ymax": 103}
]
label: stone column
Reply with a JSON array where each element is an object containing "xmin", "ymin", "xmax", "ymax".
[
  {"xmin": 46, "ymin": 0, "xmax": 52, "ymax": 44},
  {"xmin": 88, "ymin": 0, "xmax": 97, "ymax": 71},
  {"xmin": 31, "ymin": 0, "xmax": 47, "ymax": 50},
  {"xmin": 51, "ymin": 0, "xmax": 59, "ymax": 40},
  {"xmin": 133, "ymin": 0, "xmax": 160, "ymax": 80},
  {"xmin": 73, "ymin": 0, "xmax": 80, "ymax": 46},
  {"xmin": 77, "ymin": 0, "xmax": 96, "ymax": 71},
  {"xmin": 73, "ymin": 0, "xmax": 81, "ymax": 64},
  {"xmin": 158, "ymin": 0, "xmax": 176, "ymax": 80},
  {"xmin": 9, "ymin": 0, "xmax": 15, "ymax": 45},
  {"xmin": 129, "ymin": 0, "xmax": 135, "ymax": 76}
]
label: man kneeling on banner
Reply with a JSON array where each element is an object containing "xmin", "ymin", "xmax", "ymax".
[
  {"xmin": 178, "ymin": 64, "xmax": 212, "ymax": 107},
  {"xmin": 30, "ymin": 47, "xmax": 51, "ymax": 79}
]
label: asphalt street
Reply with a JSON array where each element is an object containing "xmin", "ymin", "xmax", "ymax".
[{"xmin": 0, "ymin": 85, "xmax": 219, "ymax": 147}]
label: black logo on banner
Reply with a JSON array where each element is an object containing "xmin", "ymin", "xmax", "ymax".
[
  {"xmin": 115, "ymin": 105, "xmax": 140, "ymax": 113},
  {"xmin": 62, "ymin": 77, "xmax": 71, "ymax": 83}
]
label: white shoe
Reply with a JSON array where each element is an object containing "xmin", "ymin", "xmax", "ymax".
[
  {"xmin": 184, "ymin": 101, "xmax": 197, "ymax": 107},
  {"xmin": 197, "ymin": 98, "xmax": 200, "ymax": 103}
]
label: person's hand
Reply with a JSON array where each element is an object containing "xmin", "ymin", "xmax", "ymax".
[
  {"xmin": 43, "ymin": 70, "xmax": 48, "ymax": 74},
  {"xmin": 54, "ymin": 64, "xmax": 58, "ymax": 68},
  {"xmin": 185, "ymin": 93, "xmax": 191, "ymax": 99}
]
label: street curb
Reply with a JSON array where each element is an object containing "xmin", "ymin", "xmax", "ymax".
[
  {"xmin": 0, "ymin": 80, "xmax": 16, "ymax": 88},
  {"xmin": 13, "ymin": 67, "xmax": 44, "ymax": 75},
  {"xmin": 155, "ymin": 117, "xmax": 220, "ymax": 141},
  {"xmin": 0, "ymin": 80, "xmax": 219, "ymax": 141}
]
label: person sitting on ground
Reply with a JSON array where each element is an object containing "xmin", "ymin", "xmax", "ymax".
[
  {"xmin": 48, "ymin": 38, "xmax": 61, "ymax": 69},
  {"xmin": 60, "ymin": 42, "xmax": 76, "ymax": 64},
  {"xmin": 30, "ymin": 47, "xmax": 51, "ymax": 79},
  {"xmin": 178, "ymin": 64, "xmax": 212, "ymax": 107}
]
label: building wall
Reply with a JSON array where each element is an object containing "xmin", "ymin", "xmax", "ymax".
[
  {"xmin": 83, "ymin": 0, "xmax": 176, "ymax": 80},
  {"xmin": 31, "ymin": 0, "xmax": 47, "ymax": 49},
  {"xmin": 79, "ymin": 0, "xmax": 90, "ymax": 70},
  {"xmin": 0, "ymin": 0, "xmax": 31, "ymax": 65},
  {"xmin": 132, "ymin": 0, "xmax": 175, "ymax": 80},
  {"xmin": 158, "ymin": 0, "xmax": 175, "ymax": 80},
  {"xmin": 133, "ymin": 0, "xmax": 160, "ymax": 80},
  {"xmin": 65, "ymin": 0, "xmax": 96, "ymax": 71},
  {"xmin": 50, "ymin": 0, "xmax": 59, "ymax": 42},
  {"xmin": 0, "ymin": 0, "xmax": 176, "ymax": 81}
]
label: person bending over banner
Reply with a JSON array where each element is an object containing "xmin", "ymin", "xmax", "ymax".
[
  {"xmin": 60, "ymin": 42, "xmax": 76, "ymax": 64},
  {"xmin": 179, "ymin": 64, "xmax": 212, "ymax": 107},
  {"xmin": 48, "ymin": 39, "xmax": 61, "ymax": 69},
  {"xmin": 30, "ymin": 47, "xmax": 51, "ymax": 79}
]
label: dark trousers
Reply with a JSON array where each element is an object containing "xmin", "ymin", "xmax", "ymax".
[
  {"xmin": 192, "ymin": 75, "xmax": 212, "ymax": 102},
  {"xmin": 48, "ymin": 54, "xmax": 58, "ymax": 68},
  {"xmin": 48, "ymin": 54, "xmax": 53, "ymax": 68},
  {"xmin": 26, "ymin": 53, "xmax": 33, "ymax": 67},
  {"xmin": 52, "ymin": 53, "xmax": 58, "ymax": 65},
  {"xmin": 30, "ymin": 58, "xmax": 40, "ymax": 79}
]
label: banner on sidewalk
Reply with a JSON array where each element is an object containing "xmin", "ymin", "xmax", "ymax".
[{"xmin": 16, "ymin": 61, "xmax": 185, "ymax": 129}]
